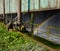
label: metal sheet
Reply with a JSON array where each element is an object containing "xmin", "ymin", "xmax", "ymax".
[
  {"xmin": 40, "ymin": 0, "xmax": 57, "ymax": 9},
  {"xmin": 21, "ymin": 0, "xmax": 39, "ymax": 12},
  {"xmin": 0, "ymin": 0, "xmax": 17, "ymax": 14},
  {"xmin": 40, "ymin": 0, "xmax": 49, "ymax": 9},
  {"xmin": 22, "ymin": 0, "xmax": 60, "ymax": 12},
  {"xmin": 21, "ymin": 0, "xmax": 25, "ymax": 12},
  {"xmin": 0, "ymin": 0, "xmax": 60, "ymax": 14},
  {"xmin": 5, "ymin": 0, "xmax": 17, "ymax": 13},
  {"xmin": 30, "ymin": 0, "xmax": 35, "ymax": 11},
  {"xmin": 5, "ymin": 0, "xmax": 10, "ymax": 13},
  {"xmin": 0, "ymin": 0, "xmax": 3, "ymax": 14},
  {"xmin": 29, "ymin": 0, "xmax": 60, "ymax": 12},
  {"xmin": 49, "ymin": 0, "xmax": 57, "ymax": 8},
  {"xmin": 35, "ymin": 0, "xmax": 39, "ymax": 10},
  {"xmin": 57, "ymin": 0, "xmax": 60, "ymax": 8},
  {"xmin": 10, "ymin": 0, "xmax": 17, "ymax": 13},
  {"xmin": 21, "ymin": 0, "xmax": 28, "ymax": 12}
]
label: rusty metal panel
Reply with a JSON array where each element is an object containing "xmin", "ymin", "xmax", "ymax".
[{"xmin": 0, "ymin": 0, "xmax": 3, "ymax": 14}]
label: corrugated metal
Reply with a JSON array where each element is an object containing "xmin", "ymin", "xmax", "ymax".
[
  {"xmin": 35, "ymin": 0, "xmax": 39, "ymax": 10},
  {"xmin": 0, "ymin": 0, "xmax": 3, "ymax": 14},
  {"xmin": 0, "ymin": 0, "xmax": 17, "ymax": 14},
  {"xmin": 5, "ymin": 0, "xmax": 17, "ymax": 13},
  {"xmin": 40, "ymin": 0, "xmax": 49, "ymax": 9},
  {"xmin": 49, "ymin": 0, "xmax": 57, "ymax": 8},
  {"xmin": 0, "ymin": 0, "xmax": 60, "ymax": 14},
  {"xmin": 57, "ymin": 0, "xmax": 60, "ymax": 8},
  {"xmin": 21, "ymin": 0, "xmax": 60, "ymax": 12},
  {"xmin": 21, "ymin": 0, "xmax": 28, "ymax": 12}
]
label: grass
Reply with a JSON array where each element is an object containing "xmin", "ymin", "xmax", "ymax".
[{"xmin": 0, "ymin": 22, "xmax": 48, "ymax": 51}]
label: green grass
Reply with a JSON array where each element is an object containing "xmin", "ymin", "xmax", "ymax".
[
  {"xmin": 0, "ymin": 22, "xmax": 48, "ymax": 51},
  {"xmin": 0, "ymin": 23, "xmax": 35, "ymax": 51}
]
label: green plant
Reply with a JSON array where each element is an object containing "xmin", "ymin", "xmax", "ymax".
[{"xmin": 0, "ymin": 22, "xmax": 48, "ymax": 51}]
